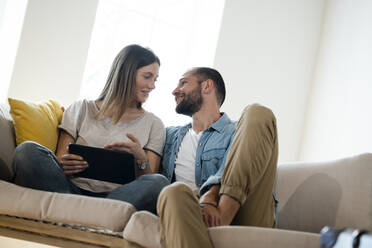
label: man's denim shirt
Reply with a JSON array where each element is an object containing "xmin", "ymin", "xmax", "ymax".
[{"xmin": 161, "ymin": 113, "xmax": 237, "ymax": 194}]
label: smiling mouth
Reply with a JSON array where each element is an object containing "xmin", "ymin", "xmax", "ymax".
[{"xmin": 175, "ymin": 95, "xmax": 184, "ymax": 103}]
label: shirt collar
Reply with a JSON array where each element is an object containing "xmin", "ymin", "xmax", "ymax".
[
  {"xmin": 208, "ymin": 113, "xmax": 232, "ymax": 133},
  {"xmin": 182, "ymin": 113, "xmax": 232, "ymax": 134}
]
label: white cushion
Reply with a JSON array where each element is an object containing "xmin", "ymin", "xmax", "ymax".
[{"xmin": 0, "ymin": 180, "xmax": 135, "ymax": 232}]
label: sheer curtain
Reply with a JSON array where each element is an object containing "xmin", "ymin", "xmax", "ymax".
[{"xmin": 79, "ymin": 0, "xmax": 225, "ymax": 126}]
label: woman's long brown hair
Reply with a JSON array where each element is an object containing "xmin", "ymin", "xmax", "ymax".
[{"xmin": 96, "ymin": 44, "xmax": 160, "ymax": 124}]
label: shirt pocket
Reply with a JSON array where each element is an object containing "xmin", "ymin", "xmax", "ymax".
[{"xmin": 201, "ymin": 149, "xmax": 226, "ymax": 179}]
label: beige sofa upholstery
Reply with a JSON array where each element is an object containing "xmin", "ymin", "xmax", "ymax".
[
  {"xmin": 277, "ymin": 154, "xmax": 372, "ymax": 233},
  {"xmin": 0, "ymin": 180, "xmax": 135, "ymax": 232},
  {"xmin": 0, "ymin": 103, "xmax": 15, "ymax": 182},
  {"xmin": 122, "ymin": 154, "xmax": 372, "ymax": 248},
  {"xmin": 0, "ymin": 102, "xmax": 371, "ymax": 247}
]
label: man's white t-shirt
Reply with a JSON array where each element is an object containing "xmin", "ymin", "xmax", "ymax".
[{"xmin": 174, "ymin": 128, "xmax": 203, "ymax": 191}]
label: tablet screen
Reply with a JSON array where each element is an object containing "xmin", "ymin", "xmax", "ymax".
[{"xmin": 68, "ymin": 143, "xmax": 136, "ymax": 185}]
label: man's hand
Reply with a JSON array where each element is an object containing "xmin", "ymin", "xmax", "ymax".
[
  {"xmin": 199, "ymin": 185, "xmax": 222, "ymax": 227},
  {"xmin": 199, "ymin": 185, "xmax": 241, "ymax": 226},
  {"xmin": 200, "ymin": 203, "xmax": 222, "ymax": 227}
]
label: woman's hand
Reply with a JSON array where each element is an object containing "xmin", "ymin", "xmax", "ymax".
[
  {"xmin": 57, "ymin": 147, "xmax": 89, "ymax": 175},
  {"xmin": 103, "ymin": 133, "xmax": 147, "ymax": 162},
  {"xmin": 56, "ymin": 130, "xmax": 88, "ymax": 175}
]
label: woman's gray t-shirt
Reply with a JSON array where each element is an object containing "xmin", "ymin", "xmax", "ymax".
[{"xmin": 59, "ymin": 99, "xmax": 165, "ymax": 192}]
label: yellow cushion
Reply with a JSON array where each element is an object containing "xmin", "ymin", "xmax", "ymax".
[{"xmin": 8, "ymin": 98, "xmax": 63, "ymax": 152}]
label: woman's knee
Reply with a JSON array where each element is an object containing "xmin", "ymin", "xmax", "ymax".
[
  {"xmin": 140, "ymin": 173, "xmax": 170, "ymax": 188},
  {"xmin": 13, "ymin": 141, "xmax": 47, "ymax": 173},
  {"xmin": 13, "ymin": 142, "xmax": 40, "ymax": 165}
]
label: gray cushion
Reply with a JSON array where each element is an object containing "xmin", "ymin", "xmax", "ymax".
[{"xmin": 0, "ymin": 103, "xmax": 15, "ymax": 181}]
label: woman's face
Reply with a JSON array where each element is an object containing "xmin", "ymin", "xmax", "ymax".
[{"xmin": 134, "ymin": 62, "xmax": 159, "ymax": 104}]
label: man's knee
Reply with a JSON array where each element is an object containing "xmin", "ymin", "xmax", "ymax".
[
  {"xmin": 240, "ymin": 104, "xmax": 277, "ymax": 138},
  {"xmin": 158, "ymin": 183, "xmax": 192, "ymax": 211},
  {"xmin": 242, "ymin": 104, "xmax": 276, "ymax": 125}
]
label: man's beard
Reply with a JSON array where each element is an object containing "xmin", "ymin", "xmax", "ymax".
[{"xmin": 175, "ymin": 86, "xmax": 203, "ymax": 117}]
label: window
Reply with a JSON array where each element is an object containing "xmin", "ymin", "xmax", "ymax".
[
  {"xmin": 80, "ymin": 0, "xmax": 225, "ymax": 126},
  {"xmin": 0, "ymin": 0, "xmax": 28, "ymax": 102}
]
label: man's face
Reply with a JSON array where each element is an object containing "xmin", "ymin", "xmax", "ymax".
[{"xmin": 172, "ymin": 70, "xmax": 203, "ymax": 116}]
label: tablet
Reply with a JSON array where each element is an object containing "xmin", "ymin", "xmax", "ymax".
[{"xmin": 68, "ymin": 143, "xmax": 136, "ymax": 185}]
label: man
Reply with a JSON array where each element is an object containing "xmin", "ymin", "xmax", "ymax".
[{"xmin": 158, "ymin": 67, "xmax": 278, "ymax": 248}]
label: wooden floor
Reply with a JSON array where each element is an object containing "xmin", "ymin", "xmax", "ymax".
[{"xmin": 0, "ymin": 215, "xmax": 143, "ymax": 248}]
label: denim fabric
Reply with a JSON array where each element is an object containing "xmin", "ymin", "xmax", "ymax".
[
  {"xmin": 161, "ymin": 113, "xmax": 237, "ymax": 193},
  {"xmin": 12, "ymin": 141, "xmax": 169, "ymax": 214}
]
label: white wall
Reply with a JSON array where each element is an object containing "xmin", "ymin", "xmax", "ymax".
[
  {"xmin": 7, "ymin": 0, "xmax": 98, "ymax": 107},
  {"xmin": 214, "ymin": 0, "xmax": 325, "ymax": 162},
  {"xmin": 12, "ymin": 0, "xmax": 368, "ymax": 163},
  {"xmin": 300, "ymin": 0, "xmax": 372, "ymax": 161}
]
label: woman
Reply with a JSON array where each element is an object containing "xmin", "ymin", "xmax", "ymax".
[{"xmin": 12, "ymin": 44, "xmax": 169, "ymax": 214}]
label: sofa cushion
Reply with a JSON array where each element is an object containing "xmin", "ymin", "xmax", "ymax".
[
  {"xmin": 277, "ymin": 153, "xmax": 372, "ymax": 233},
  {"xmin": 209, "ymin": 226, "xmax": 320, "ymax": 248},
  {"xmin": 0, "ymin": 180, "xmax": 136, "ymax": 232},
  {"xmin": 8, "ymin": 98, "xmax": 63, "ymax": 153},
  {"xmin": 123, "ymin": 211, "xmax": 161, "ymax": 248},
  {"xmin": 123, "ymin": 211, "xmax": 320, "ymax": 248},
  {"xmin": 0, "ymin": 103, "xmax": 15, "ymax": 181}
]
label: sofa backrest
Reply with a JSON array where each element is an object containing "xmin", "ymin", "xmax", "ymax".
[
  {"xmin": 276, "ymin": 153, "xmax": 372, "ymax": 233},
  {"xmin": 0, "ymin": 103, "xmax": 16, "ymax": 181}
]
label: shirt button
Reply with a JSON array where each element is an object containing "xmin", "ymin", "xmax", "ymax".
[
  {"xmin": 197, "ymin": 184, "xmax": 201, "ymax": 187},
  {"xmin": 199, "ymin": 143, "xmax": 202, "ymax": 147},
  {"xmin": 196, "ymin": 162, "xmax": 200, "ymax": 166}
]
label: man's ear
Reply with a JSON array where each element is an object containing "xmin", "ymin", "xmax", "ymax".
[{"xmin": 201, "ymin": 79, "xmax": 214, "ymax": 94}]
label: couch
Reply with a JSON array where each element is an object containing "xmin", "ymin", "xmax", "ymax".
[{"xmin": 0, "ymin": 102, "xmax": 371, "ymax": 247}]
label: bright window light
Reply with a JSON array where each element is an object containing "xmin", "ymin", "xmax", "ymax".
[
  {"xmin": 0, "ymin": 0, "xmax": 28, "ymax": 103},
  {"xmin": 80, "ymin": 0, "xmax": 225, "ymax": 126}
]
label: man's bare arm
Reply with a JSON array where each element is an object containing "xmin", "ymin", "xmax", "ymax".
[
  {"xmin": 217, "ymin": 194, "xmax": 240, "ymax": 226},
  {"xmin": 199, "ymin": 185, "xmax": 241, "ymax": 226},
  {"xmin": 199, "ymin": 185, "xmax": 220, "ymax": 206}
]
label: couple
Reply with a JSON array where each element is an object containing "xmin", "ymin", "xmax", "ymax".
[{"xmin": 12, "ymin": 44, "xmax": 278, "ymax": 247}]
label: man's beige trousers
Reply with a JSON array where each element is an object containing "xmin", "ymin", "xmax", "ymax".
[{"xmin": 157, "ymin": 104, "xmax": 278, "ymax": 248}]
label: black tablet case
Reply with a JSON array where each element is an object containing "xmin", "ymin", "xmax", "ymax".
[{"xmin": 69, "ymin": 144, "xmax": 136, "ymax": 185}]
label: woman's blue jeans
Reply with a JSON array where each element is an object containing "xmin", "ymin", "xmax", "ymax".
[{"xmin": 12, "ymin": 141, "xmax": 169, "ymax": 214}]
